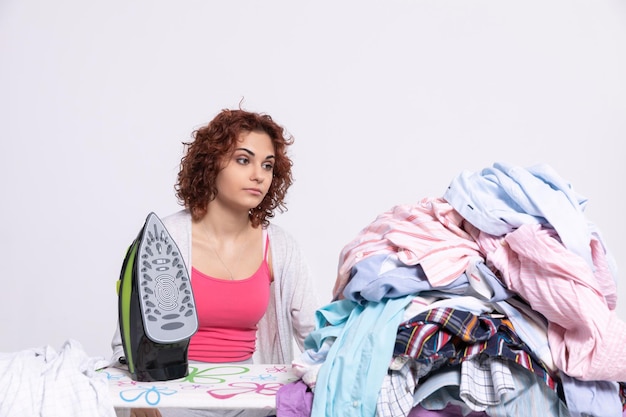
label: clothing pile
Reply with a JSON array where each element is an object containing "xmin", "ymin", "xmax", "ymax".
[
  {"xmin": 280, "ymin": 162, "xmax": 626, "ymax": 417},
  {"xmin": 0, "ymin": 339, "xmax": 116, "ymax": 417}
]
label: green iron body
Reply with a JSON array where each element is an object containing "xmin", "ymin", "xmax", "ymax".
[{"xmin": 117, "ymin": 212, "xmax": 198, "ymax": 381}]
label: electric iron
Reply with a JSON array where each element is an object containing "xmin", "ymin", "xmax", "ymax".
[{"xmin": 117, "ymin": 212, "xmax": 198, "ymax": 382}]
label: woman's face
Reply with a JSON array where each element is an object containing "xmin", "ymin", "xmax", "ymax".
[{"xmin": 213, "ymin": 130, "xmax": 276, "ymax": 213}]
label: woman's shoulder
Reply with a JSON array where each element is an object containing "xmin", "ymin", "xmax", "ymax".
[
  {"xmin": 161, "ymin": 209, "xmax": 191, "ymax": 234},
  {"xmin": 268, "ymin": 223, "xmax": 305, "ymax": 254},
  {"xmin": 267, "ymin": 222, "xmax": 298, "ymax": 244},
  {"xmin": 162, "ymin": 209, "xmax": 190, "ymax": 223}
]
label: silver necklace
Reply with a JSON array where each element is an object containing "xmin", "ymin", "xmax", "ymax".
[
  {"xmin": 210, "ymin": 246, "xmax": 236, "ymax": 280},
  {"xmin": 201, "ymin": 222, "xmax": 243, "ymax": 280}
]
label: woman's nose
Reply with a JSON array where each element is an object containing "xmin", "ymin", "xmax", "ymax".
[{"xmin": 250, "ymin": 166, "xmax": 264, "ymax": 182}]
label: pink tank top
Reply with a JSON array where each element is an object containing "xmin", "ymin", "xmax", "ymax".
[{"xmin": 188, "ymin": 231, "xmax": 271, "ymax": 362}]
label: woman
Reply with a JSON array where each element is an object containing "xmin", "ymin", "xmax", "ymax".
[{"xmin": 111, "ymin": 108, "xmax": 320, "ymax": 417}]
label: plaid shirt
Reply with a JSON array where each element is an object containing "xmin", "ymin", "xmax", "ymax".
[{"xmin": 394, "ymin": 307, "xmax": 557, "ymax": 389}]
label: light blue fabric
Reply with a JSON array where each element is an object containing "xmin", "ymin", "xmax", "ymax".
[
  {"xmin": 303, "ymin": 299, "xmax": 357, "ymax": 352},
  {"xmin": 308, "ymin": 295, "xmax": 414, "ymax": 417},
  {"xmin": 343, "ymin": 254, "xmax": 469, "ymax": 303},
  {"xmin": 560, "ymin": 373, "xmax": 622, "ymax": 417},
  {"xmin": 443, "ymin": 162, "xmax": 593, "ymax": 267},
  {"xmin": 343, "ymin": 254, "xmax": 513, "ymax": 304}
]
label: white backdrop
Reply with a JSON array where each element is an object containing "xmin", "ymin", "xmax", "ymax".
[{"xmin": 1, "ymin": 0, "xmax": 625, "ymax": 359}]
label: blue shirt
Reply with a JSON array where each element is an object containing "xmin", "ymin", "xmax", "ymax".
[{"xmin": 443, "ymin": 162, "xmax": 593, "ymax": 267}]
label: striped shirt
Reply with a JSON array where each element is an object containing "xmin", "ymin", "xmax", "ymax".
[
  {"xmin": 468, "ymin": 222, "xmax": 626, "ymax": 382},
  {"xmin": 333, "ymin": 197, "xmax": 482, "ymax": 300}
]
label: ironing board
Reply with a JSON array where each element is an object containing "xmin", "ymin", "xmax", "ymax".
[{"xmin": 102, "ymin": 363, "xmax": 298, "ymax": 411}]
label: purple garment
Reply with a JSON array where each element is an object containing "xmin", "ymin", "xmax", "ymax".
[{"xmin": 276, "ymin": 380, "xmax": 313, "ymax": 417}]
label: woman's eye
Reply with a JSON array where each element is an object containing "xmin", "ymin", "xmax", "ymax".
[
  {"xmin": 236, "ymin": 157, "xmax": 249, "ymax": 165},
  {"xmin": 262, "ymin": 163, "xmax": 274, "ymax": 171}
]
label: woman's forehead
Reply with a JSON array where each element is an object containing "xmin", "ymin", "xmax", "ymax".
[{"xmin": 236, "ymin": 131, "xmax": 275, "ymax": 154}]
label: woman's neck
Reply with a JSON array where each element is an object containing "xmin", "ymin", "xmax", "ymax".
[{"xmin": 199, "ymin": 206, "xmax": 252, "ymax": 241}]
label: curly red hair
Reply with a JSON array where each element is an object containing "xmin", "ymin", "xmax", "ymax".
[{"xmin": 175, "ymin": 109, "xmax": 294, "ymax": 227}]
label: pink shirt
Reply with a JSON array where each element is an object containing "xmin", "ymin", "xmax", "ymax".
[
  {"xmin": 333, "ymin": 197, "xmax": 482, "ymax": 300},
  {"xmin": 188, "ymin": 235, "xmax": 271, "ymax": 362},
  {"xmin": 468, "ymin": 222, "xmax": 625, "ymax": 381}
]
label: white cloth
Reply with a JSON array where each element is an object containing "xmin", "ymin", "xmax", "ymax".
[{"xmin": 0, "ymin": 339, "xmax": 116, "ymax": 417}]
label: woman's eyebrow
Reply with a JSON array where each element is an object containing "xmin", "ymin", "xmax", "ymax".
[
  {"xmin": 235, "ymin": 147, "xmax": 255, "ymax": 156},
  {"xmin": 235, "ymin": 147, "xmax": 275, "ymax": 160}
]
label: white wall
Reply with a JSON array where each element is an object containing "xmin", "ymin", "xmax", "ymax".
[{"xmin": 1, "ymin": 0, "xmax": 625, "ymax": 359}]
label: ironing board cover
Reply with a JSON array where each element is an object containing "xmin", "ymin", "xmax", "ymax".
[{"xmin": 102, "ymin": 364, "xmax": 297, "ymax": 410}]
